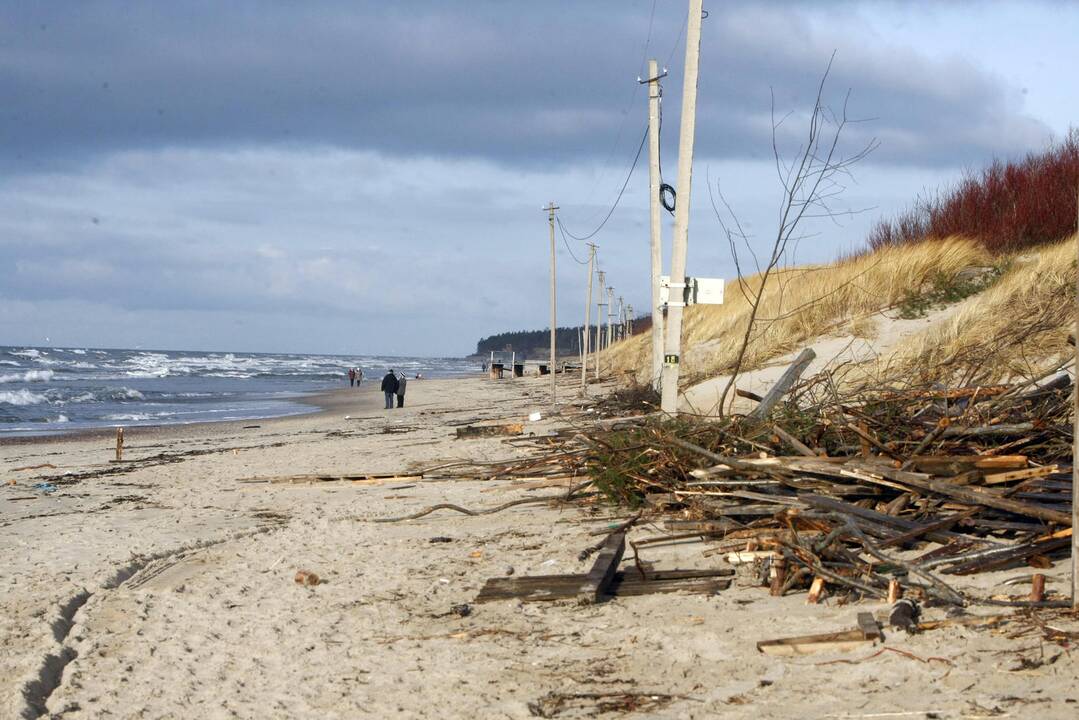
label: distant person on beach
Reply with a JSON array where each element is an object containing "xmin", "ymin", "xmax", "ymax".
[
  {"xmin": 380, "ymin": 370, "xmax": 398, "ymax": 409},
  {"xmin": 482, "ymin": 361, "xmax": 488, "ymax": 373},
  {"xmin": 348, "ymin": 368, "xmax": 356, "ymax": 387},
  {"xmin": 395, "ymin": 371, "xmax": 408, "ymax": 408},
  {"xmin": 357, "ymin": 368, "xmax": 363, "ymax": 385}
]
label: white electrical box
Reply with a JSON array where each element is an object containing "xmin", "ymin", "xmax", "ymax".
[{"xmin": 660, "ymin": 276, "xmax": 724, "ymax": 306}]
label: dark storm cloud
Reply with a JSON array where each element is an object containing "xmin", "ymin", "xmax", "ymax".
[{"xmin": 0, "ymin": 1, "xmax": 1049, "ymax": 174}]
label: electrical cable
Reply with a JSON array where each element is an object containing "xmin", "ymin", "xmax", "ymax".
[
  {"xmin": 559, "ymin": 126, "xmax": 648, "ymax": 242},
  {"xmin": 555, "ymin": 217, "xmax": 590, "ymax": 265}
]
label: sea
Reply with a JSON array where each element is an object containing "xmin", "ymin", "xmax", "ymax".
[{"xmin": 0, "ymin": 346, "xmax": 479, "ymax": 437}]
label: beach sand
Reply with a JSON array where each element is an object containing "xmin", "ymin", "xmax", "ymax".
[{"xmin": 3, "ymin": 374, "xmax": 1077, "ymax": 719}]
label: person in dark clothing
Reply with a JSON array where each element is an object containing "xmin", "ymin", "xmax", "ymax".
[
  {"xmin": 380, "ymin": 370, "xmax": 399, "ymax": 409},
  {"xmin": 395, "ymin": 372, "xmax": 407, "ymax": 408},
  {"xmin": 348, "ymin": 368, "xmax": 356, "ymax": 387}
]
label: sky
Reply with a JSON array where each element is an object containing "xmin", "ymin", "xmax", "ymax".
[{"xmin": 0, "ymin": 1, "xmax": 1074, "ymax": 357}]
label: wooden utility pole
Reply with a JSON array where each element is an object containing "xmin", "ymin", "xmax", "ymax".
[
  {"xmin": 617, "ymin": 296, "xmax": 624, "ymax": 342},
  {"xmin": 1073, "ymin": 186, "xmax": 1078, "ymax": 610},
  {"xmin": 660, "ymin": 0, "xmax": 704, "ymax": 415},
  {"xmin": 606, "ymin": 285, "xmax": 615, "ymax": 352},
  {"xmin": 646, "ymin": 58, "xmax": 665, "ymax": 391},
  {"xmin": 596, "ymin": 270, "xmax": 607, "ymax": 379},
  {"xmin": 582, "ymin": 243, "xmax": 596, "ymax": 393},
  {"xmin": 546, "ymin": 202, "xmax": 559, "ymax": 404}
]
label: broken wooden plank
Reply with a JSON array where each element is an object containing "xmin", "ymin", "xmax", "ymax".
[
  {"xmin": 982, "ymin": 465, "xmax": 1059, "ymax": 485},
  {"xmin": 746, "ymin": 348, "xmax": 816, "ymax": 422},
  {"xmin": 906, "ymin": 455, "xmax": 1028, "ymax": 474},
  {"xmin": 456, "ymin": 423, "xmax": 524, "ymax": 439},
  {"xmin": 941, "ymin": 422, "xmax": 1035, "ymax": 438},
  {"xmin": 578, "ymin": 531, "xmax": 625, "ymax": 603},
  {"xmin": 757, "ymin": 629, "xmax": 874, "ymax": 657},
  {"xmin": 844, "ymin": 462, "xmax": 1073, "ymax": 526},
  {"xmin": 771, "ymin": 424, "xmax": 818, "ymax": 458},
  {"xmin": 474, "ymin": 568, "xmax": 731, "ymax": 603},
  {"xmin": 941, "ymin": 536, "xmax": 1072, "ymax": 575}
]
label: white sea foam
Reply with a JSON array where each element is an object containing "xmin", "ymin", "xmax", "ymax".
[
  {"xmin": 11, "ymin": 349, "xmax": 41, "ymax": 358},
  {"xmin": 51, "ymin": 414, "xmax": 69, "ymax": 423},
  {"xmin": 104, "ymin": 413, "xmax": 153, "ymax": 421},
  {"xmin": 72, "ymin": 349, "xmax": 87, "ymax": 355},
  {"xmin": 0, "ymin": 360, "xmax": 19, "ymax": 367},
  {"xmin": 0, "ymin": 369, "xmax": 55, "ymax": 383},
  {"xmin": 0, "ymin": 389, "xmax": 48, "ymax": 406}
]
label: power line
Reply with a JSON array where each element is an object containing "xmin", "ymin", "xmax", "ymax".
[
  {"xmin": 559, "ymin": 126, "xmax": 648, "ymax": 242},
  {"xmin": 555, "ymin": 217, "xmax": 590, "ymax": 265}
]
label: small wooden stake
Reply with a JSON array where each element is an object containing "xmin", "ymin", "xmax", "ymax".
[
  {"xmin": 1030, "ymin": 573, "xmax": 1046, "ymax": 603},
  {"xmin": 115, "ymin": 427, "xmax": 124, "ymax": 462},
  {"xmin": 887, "ymin": 578, "xmax": 902, "ymax": 604},
  {"xmin": 806, "ymin": 576, "xmax": 825, "ymax": 604},
  {"xmin": 769, "ymin": 552, "xmax": 787, "ymax": 596}
]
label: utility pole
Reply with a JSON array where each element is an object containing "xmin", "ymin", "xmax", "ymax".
[
  {"xmin": 617, "ymin": 296, "xmax": 625, "ymax": 342},
  {"xmin": 545, "ymin": 201, "xmax": 559, "ymax": 405},
  {"xmin": 582, "ymin": 243, "xmax": 596, "ymax": 393},
  {"xmin": 660, "ymin": 0, "xmax": 704, "ymax": 415},
  {"xmin": 1073, "ymin": 186, "xmax": 1078, "ymax": 610},
  {"xmin": 606, "ymin": 285, "xmax": 615, "ymax": 352},
  {"xmin": 596, "ymin": 270, "xmax": 607, "ymax": 379},
  {"xmin": 646, "ymin": 57, "xmax": 666, "ymax": 391}
]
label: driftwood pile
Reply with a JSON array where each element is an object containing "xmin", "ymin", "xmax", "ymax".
[{"xmin": 564, "ymin": 371, "xmax": 1074, "ymax": 608}]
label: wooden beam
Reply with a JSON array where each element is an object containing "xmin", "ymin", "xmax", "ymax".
[
  {"xmin": 746, "ymin": 348, "xmax": 816, "ymax": 422},
  {"xmin": 577, "ymin": 531, "xmax": 626, "ymax": 603}
]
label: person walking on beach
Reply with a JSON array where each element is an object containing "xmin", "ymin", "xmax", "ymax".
[
  {"xmin": 395, "ymin": 371, "xmax": 408, "ymax": 408},
  {"xmin": 381, "ymin": 370, "xmax": 398, "ymax": 410},
  {"xmin": 348, "ymin": 368, "xmax": 356, "ymax": 387},
  {"xmin": 356, "ymin": 368, "xmax": 363, "ymax": 385}
]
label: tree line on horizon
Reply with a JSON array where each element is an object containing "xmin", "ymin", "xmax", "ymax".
[{"xmin": 475, "ymin": 316, "xmax": 653, "ymax": 360}]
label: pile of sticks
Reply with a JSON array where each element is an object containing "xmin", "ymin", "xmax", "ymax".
[{"xmin": 550, "ymin": 372, "xmax": 1074, "ymax": 607}]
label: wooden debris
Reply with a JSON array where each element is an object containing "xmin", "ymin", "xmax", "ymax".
[
  {"xmin": 474, "ymin": 567, "xmax": 733, "ymax": 603},
  {"xmin": 757, "ymin": 614, "xmax": 881, "ymax": 656},
  {"xmin": 746, "ymin": 348, "xmax": 816, "ymax": 422},
  {"xmin": 456, "ymin": 423, "xmax": 524, "ymax": 439},
  {"xmin": 576, "ymin": 531, "xmax": 625, "ymax": 603}
]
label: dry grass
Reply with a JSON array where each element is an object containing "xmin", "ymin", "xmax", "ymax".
[
  {"xmin": 880, "ymin": 234, "xmax": 1076, "ymax": 384},
  {"xmin": 605, "ymin": 236, "xmax": 995, "ymax": 384}
]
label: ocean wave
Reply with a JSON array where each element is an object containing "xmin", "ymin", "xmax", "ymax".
[
  {"xmin": 0, "ymin": 369, "xmax": 55, "ymax": 383},
  {"xmin": 104, "ymin": 413, "xmax": 153, "ymax": 421},
  {"xmin": 11, "ymin": 349, "xmax": 42, "ymax": 358},
  {"xmin": 0, "ymin": 360, "xmax": 20, "ymax": 367},
  {"xmin": 0, "ymin": 389, "xmax": 49, "ymax": 406},
  {"xmin": 51, "ymin": 414, "xmax": 69, "ymax": 423}
]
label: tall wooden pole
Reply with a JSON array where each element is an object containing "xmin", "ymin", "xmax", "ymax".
[
  {"xmin": 1072, "ymin": 187, "xmax": 1078, "ymax": 610},
  {"xmin": 647, "ymin": 58, "xmax": 665, "ymax": 391},
  {"xmin": 660, "ymin": 0, "xmax": 704, "ymax": 415},
  {"xmin": 582, "ymin": 243, "xmax": 595, "ymax": 393},
  {"xmin": 596, "ymin": 270, "xmax": 606, "ymax": 379},
  {"xmin": 546, "ymin": 202, "xmax": 559, "ymax": 404},
  {"xmin": 606, "ymin": 285, "xmax": 615, "ymax": 352}
]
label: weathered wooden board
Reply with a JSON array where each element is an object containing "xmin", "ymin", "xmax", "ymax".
[
  {"xmin": 474, "ymin": 567, "xmax": 733, "ymax": 603},
  {"xmin": 757, "ymin": 629, "xmax": 874, "ymax": 657},
  {"xmin": 577, "ymin": 532, "xmax": 626, "ymax": 603},
  {"xmin": 456, "ymin": 423, "xmax": 524, "ymax": 439}
]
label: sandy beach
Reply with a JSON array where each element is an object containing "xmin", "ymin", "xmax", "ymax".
[{"xmin": 3, "ymin": 374, "xmax": 1078, "ymax": 719}]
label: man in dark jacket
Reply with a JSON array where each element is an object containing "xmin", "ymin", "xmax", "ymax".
[{"xmin": 380, "ymin": 370, "xmax": 399, "ymax": 409}]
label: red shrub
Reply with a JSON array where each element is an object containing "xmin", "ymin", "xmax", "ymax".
[{"xmin": 868, "ymin": 129, "xmax": 1079, "ymax": 254}]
